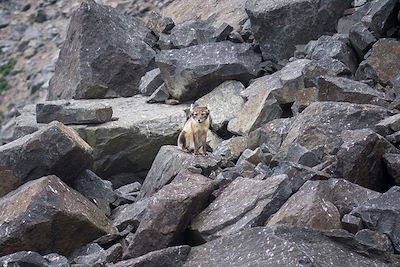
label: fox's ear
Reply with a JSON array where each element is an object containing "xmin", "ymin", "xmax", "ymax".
[{"xmin": 190, "ymin": 104, "xmax": 194, "ymax": 113}]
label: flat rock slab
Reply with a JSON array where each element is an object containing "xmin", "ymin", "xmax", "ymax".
[
  {"xmin": 191, "ymin": 175, "xmax": 292, "ymax": 241},
  {"xmin": 36, "ymin": 100, "xmax": 113, "ymax": 125},
  {"xmin": 183, "ymin": 226, "xmax": 390, "ymax": 267},
  {"xmin": 0, "ymin": 121, "xmax": 93, "ymax": 196},
  {"xmin": 0, "ymin": 175, "xmax": 116, "ymax": 256}
]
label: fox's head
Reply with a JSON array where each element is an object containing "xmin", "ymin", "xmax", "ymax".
[{"xmin": 190, "ymin": 104, "xmax": 209, "ymax": 123}]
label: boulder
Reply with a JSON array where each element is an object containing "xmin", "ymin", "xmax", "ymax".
[
  {"xmin": 245, "ymin": 0, "xmax": 352, "ymax": 61},
  {"xmin": 0, "ymin": 175, "xmax": 116, "ymax": 256},
  {"xmin": 183, "ymin": 226, "xmax": 391, "ymax": 266},
  {"xmin": 281, "ymin": 143, "xmax": 321, "ymax": 168},
  {"xmin": 337, "ymin": 2, "xmax": 373, "ymax": 34},
  {"xmin": 227, "ymin": 91, "xmax": 282, "ymax": 135},
  {"xmin": 145, "ymin": 11, "xmax": 175, "ymax": 36},
  {"xmin": 36, "ymin": 100, "xmax": 113, "ymax": 125},
  {"xmin": 351, "ymin": 186, "xmax": 400, "ymax": 252},
  {"xmin": 342, "ymin": 214, "xmax": 362, "ymax": 234},
  {"xmin": 139, "ymin": 68, "xmax": 164, "ymax": 96},
  {"xmin": 139, "ymin": 145, "xmax": 221, "ymax": 199},
  {"xmin": 191, "ymin": 175, "xmax": 292, "ymax": 241},
  {"xmin": 356, "ymin": 39, "xmax": 400, "ymax": 86},
  {"xmin": 166, "ymin": 20, "xmax": 216, "ymax": 48},
  {"xmin": 0, "ymin": 251, "xmax": 49, "ymax": 267},
  {"xmin": 375, "ymin": 113, "xmax": 400, "ymax": 136},
  {"xmin": 212, "ymin": 136, "xmax": 248, "ymax": 162},
  {"xmin": 110, "ymin": 198, "xmax": 149, "ymax": 232},
  {"xmin": 349, "ymin": 22, "xmax": 377, "ymax": 59},
  {"xmin": 195, "ymin": 80, "xmax": 245, "ymax": 133},
  {"xmin": 146, "ymin": 83, "xmax": 169, "ymax": 104},
  {"xmin": 361, "ymin": 0, "xmax": 399, "ymax": 36},
  {"xmin": 291, "ymin": 87, "xmax": 318, "ymax": 115},
  {"xmin": 355, "ymin": 229, "xmax": 394, "ymax": 253},
  {"xmin": 334, "ymin": 129, "xmax": 399, "ymax": 191},
  {"xmin": 70, "ymin": 242, "xmax": 122, "ymax": 266},
  {"xmin": 48, "ymin": 0, "xmax": 156, "ymax": 100},
  {"xmin": 383, "ymin": 153, "xmax": 400, "ymax": 184},
  {"xmin": 0, "ymin": 121, "xmax": 93, "ymax": 196},
  {"xmin": 123, "ymin": 173, "xmax": 213, "ymax": 259},
  {"xmin": 155, "ymin": 41, "xmax": 261, "ymax": 101}
]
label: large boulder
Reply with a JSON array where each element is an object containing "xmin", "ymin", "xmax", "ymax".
[
  {"xmin": 183, "ymin": 226, "xmax": 392, "ymax": 266},
  {"xmin": 123, "ymin": 173, "xmax": 214, "ymax": 259},
  {"xmin": 155, "ymin": 41, "xmax": 261, "ymax": 101},
  {"xmin": 0, "ymin": 175, "xmax": 116, "ymax": 256},
  {"xmin": 48, "ymin": 0, "xmax": 155, "ymax": 100},
  {"xmin": 0, "ymin": 121, "xmax": 93, "ymax": 197},
  {"xmin": 245, "ymin": 0, "xmax": 353, "ymax": 61},
  {"xmin": 190, "ymin": 175, "xmax": 292, "ymax": 241},
  {"xmin": 361, "ymin": 0, "xmax": 399, "ymax": 36}
]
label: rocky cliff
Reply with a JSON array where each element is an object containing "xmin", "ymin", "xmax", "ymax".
[{"xmin": 1, "ymin": 0, "xmax": 400, "ymax": 266}]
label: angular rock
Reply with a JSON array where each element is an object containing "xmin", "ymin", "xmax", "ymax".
[
  {"xmin": 0, "ymin": 251, "xmax": 49, "ymax": 267},
  {"xmin": 355, "ymin": 229, "xmax": 394, "ymax": 253},
  {"xmin": 291, "ymin": 87, "xmax": 318, "ymax": 115},
  {"xmin": 36, "ymin": 100, "xmax": 113, "ymax": 124},
  {"xmin": 246, "ymin": 0, "xmax": 352, "ymax": 61},
  {"xmin": 167, "ymin": 20, "xmax": 216, "ymax": 48},
  {"xmin": 110, "ymin": 198, "xmax": 149, "ymax": 232},
  {"xmin": 316, "ymin": 76, "xmax": 385, "ymax": 104},
  {"xmin": 228, "ymin": 91, "xmax": 282, "ymax": 135},
  {"xmin": 123, "ymin": 174, "xmax": 213, "ymax": 258},
  {"xmin": 146, "ymin": 83, "xmax": 169, "ymax": 103},
  {"xmin": 351, "ymin": 186, "xmax": 400, "ymax": 252},
  {"xmin": 282, "ymin": 143, "xmax": 321, "ymax": 167},
  {"xmin": 236, "ymin": 148, "xmax": 263, "ymax": 166},
  {"xmin": 195, "ymin": 80, "xmax": 245, "ymax": 132},
  {"xmin": 183, "ymin": 226, "xmax": 391, "ymax": 267},
  {"xmin": 213, "ymin": 23, "xmax": 233, "ymax": 42},
  {"xmin": 337, "ymin": 2, "xmax": 374, "ymax": 34},
  {"xmin": 114, "ymin": 182, "xmax": 141, "ymax": 205},
  {"xmin": 70, "ymin": 242, "xmax": 122, "ymax": 266},
  {"xmin": 212, "ymin": 136, "xmax": 248, "ymax": 162},
  {"xmin": 146, "ymin": 11, "xmax": 175, "ymax": 35},
  {"xmin": 267, "ymin": 179, "xmax": 381, "ymax": 230},
  {"xmin": 383, "ymin": 153, "xmax": 400, "ymax": 185},
  {"xmin": 349, "ymin": 22, "xmax": 377, "ymax": 59},
  {"xmin": 342, "ymin": 214, "xmax": 362, "ymax": 234},
  {"xmin": 73, "ymin": 170, "xmax": 116, "ymax": 216},
  {"xmin": 375, "ymin": 113, "xmax": 400, "ymax": 136},
  {"xmin": 139, "ymin": 68, "xmax": 164, "ymax": 96},
  {"xmin": 335, "ymin": 129, "xmax": 399, "ymax": 191},
  {"xmin": 275, "ymin": 102, "xmax": 391, "ymax": 164},
  {"xmin": 0, "ymin": 175, "xmax": 116, "ymax": 256},
  {"xmin": 111, "ymin": 246, "xmax": 190, "ymax": 267},
  {"xmin": 356, "ymin": 39, "xmax": 400, "ymax": 86},
  {"xmin": 206, "ymin": 131, "xmax": 222, "ymax": 151},
  {"xmin": 361, "ymin": 0, "xmax": 399, "ymax": 36},
  {"xmin": 0, "ymin": 121, "xmax": 93, "ymax": 196},
  {"xmin": 48, "ymin": 0, "xmax": 156, "ymax": 100},
  {"xmin": 139, "ymin": 145, "xmax": 221, "ymax": 199},
  {"xmin": 191, "ymin": 175, "xmax": 292, "ymax": 241},
  {"xmin": 44, "ymin": 253, "xmax": 69, "ymax": 266},
  {"xmin": 155, "ymin": 41, "xmax": 261, "ymax": 101}
]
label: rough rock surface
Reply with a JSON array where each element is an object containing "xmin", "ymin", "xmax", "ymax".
[{"xmin": 0, "ymin": 175, "xmax": 116, "ymax": 256}]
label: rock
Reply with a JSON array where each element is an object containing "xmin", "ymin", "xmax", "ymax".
[
  {"xmin": 315, "ymin": 76, "xmax": 385, "ymax": 104},
  {"xmin": 291, "ymin": 87, "xmax": 318, "ymax": 115},
  {"xmin": 228, "ymin": 91, "xmax": 282, "ymax": 135},
  {"xmin": 351, "ymin": 186, "xmax": 400, "ymax": 252},
  {"xmin": 43, "ymin": 253, "xmax": 69, "ymax": 267},
  {"xmin": 275, "ymin": 102, "xmax": 391, "ymax": 164},
  {"xmin": 213, "ymin": 23, "xmax": 233, "ymax": 42},
  {"xmin": 36, "ymin": 100, "xmax": 113, "ymax": 124},
  {"xmin": 337, "ymin": 2, "xmax": 373, "ymax": 34},
  {"xmin": 191, "ymin": 175, "xmax": 292, "ymax": 241},
  {"xmin": 361, "ymin": 0, "xmax": 399, "ymax": 36},
  {"xmin": 206, "ymin": 131, "xmax": 222, "ymax": 151},
  {"xmin": 111, "ymin": 245, "xmax": 190, "ymax": 267},
  {"xmin": 247, "ymin": 118, "xmax": 293, "ymax": 153},
  {"xmin": 123, "ymin": 173, "xmax": 213, "ymax": 259},
  {"xmin": 334, "ymin": 129, "xmax": 399, "ymax": 191},
  {"xmin": 70, "ymin": 242, "xmax": 122, "ymax": 266},
  {"xmin": 349, "ymin": 22, "xmax": 377, "ymax": 59},
  {"xmin": 110, "ymin": 198, "xmax": 149, "ymax": 232},
  {"xmin": 0, "ymin": 121, "xmax": 93, "ymax": 197},
  {"xmin": 355, "ymin": 229, "xmax": 394, "ymax": 253},
  {"xmin": 146, "ymin": 83, "xmax": 169, "ymax": 103},
  {"xmin": 236, "ymin": 148, "xmax": 263, "ymax": 166},
  {"xmin": 146, "ymin": 11, "xmax": 175, "ymax": 35},
  {"xmin": 195, "ymin": 80, "xmax": 245, "ymax": 133},
  {"xmin": 166, "ymin": 20, "xmax": 216, "ymax": 48},
  {"xmin": 73, "ymin": 170, "xmax": 116, "ymax": 216},
  {"xmin": 0, "ymin": 251, "xmax": 49, "ymax": 267},
  {"xmin": 114, "ymin": 182, "xmax": 141, "ymax": 205},
  {"xmin": 163, "ymin": 0, "xmax": 247, "ymax": 31},
  {"xmin": 48, "ymin": 0, "xmax": 156, "ymax": 100},
  {"xmin": 246, "ymin": 0, "xmax": 352, "ymax": 61},
  {"xmin": 139, "ymin": 68, "xmax": 164, "ymax": 97},
  {"xmin": 155, "ymin": 41, "xmax": 261, "ymax": 101},
  {"xmin": 375, "ymin": 114, "xmax": 400, "ymax": 136},
  {"xmin": 267, "ymin": 178, "xmax": 381, "ymax": 230},
  {"xmin": 139, "ymin": 145, "xmax": 221, "ymax": 199},
  {"xmin": 212, "ymin": 136, "xmax": 248, "ymax": 162},
  {"xmin": 282, "ymin": 143, "xmax": 321, "ymax": 167},
  {"xmin": 183, "ymin": 226, "xmax": 391, "ymax": 266},
  {"xmin": 342, "ymin": 214, "xmax": 362, "ymax": 234},
  {"xmin": 383, "ymin": 153, "xmax": 400, "ymax": 184},
  {"xmin": 0, "ymin": 175, "xmax": 116, "ymax": 256},
  {"xmin": 356, "ymin": 39, "xmax": 400, "ymax": 86}
]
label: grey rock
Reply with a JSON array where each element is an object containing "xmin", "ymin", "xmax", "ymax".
[
  {"xmin": 383, "ymin": 153, "xmax": 400, "ymax": 185},
  {"xmin": 246, "ymin": 0, "xmax": 352, "ymax": 61},
  {"xmin": 291, "ymin": 87, "xmax": 318, "ymax": 115},
  {"xmin": 213, "ymin": 23, "xmax": 233, "ymax": 42},
  {"xmin": 44, "ymin": 253, "xmax": 69, "ymax": 267},
  {"xmin": 228, "ymin": 91, "xmax": 282, "ymax": 135},
  {"xmin": 146, "ymin": 83, "xmax": 169, "ymax": 103},
  {"xmin": 212, "ymin": 136, "xmax": 248, "ymax": 162},
  {"xmin": 361, "ymin": 0, "xmax": 399, "ymax": 36},
  {"xmin": 282, "ymin": 143, "xmax": 321, "ymax": 167},
  {"xmin": 0, "ymin": 121, "xmax": 93, "ymax": 197},
  {"xmin": 114, "ymin": 182, "xmax": 141, "ymax": 203},
  {"xmin": 355, "ymin": 229, "xmax": 394, "ymax": 253},
  {"xmin": 349, "ymin": 22, "xmax": 377, "ymax": 59},
  {"xmin": 183, "ymin": 226, "xmax": 391, "ymax": 267},
  {"xmin": 236, "ymin": 148, "xmax": 263, "ymax": 166},
  {"xmin": 48, "ymin": 0, "xmax": 155, "ymax": 100},
  {"xmin": 146, "ymin": 11, "xmax": 175, "ymax": 35},
  {"xmin": 191, "ymin": 175, "xmax": 292, "ymax": 241},
  {"xmin": 139, "ymin": 145, "xmax": 221, "ymax": 199},
  {"xmin": 123, "ymin": 173, "xmax": 213, "ymax": 258},
  {"xmin": 206, "ymin": 131, "xmax": 222, "ymax": 152},
  {"xmin": 0, "ymin": 175, "xmax": 116, "ymax": 256},
  {"xmin": 155, "ymin": 41, "xmax": 261, "ymax": 101},
  {"xmin": 110, "ymin": 198, "xmax": 149, "ymax": 232},
  {"xmin": 111, "ymin": 246, "xmax": 190, "ymax": 267},
  {"xmin": 167, "ymin": 20, "xmax": 216, "ymax": 48},
  {"xmin": 138, "ymin": 68, "xmax": 164, "ymax": 96},
  {"xmin": 375, "ymin": 113, "xmax": 400, "ymax": 136},
  {"xmin": 0, "ymin": 251, "xmax": 49, "ymax": 267},
  {"xmin": 337, "ymin": 2, "xmax": 373, "ymax": 34},
  {"xmin": 36, "ymin": 100, "xmax": 113, "ymax": 124},
  {"xmin": 351, "ymin": 186, "xmax": 400, "ymax": 252},
  {"xmin": 342, "ymin": 214, "xmax": 362, "ymax": 234},
  {"xmin": 195, "ymin": 80, "xmax": 245, "ymax": 132},
  {"xmin": 73, "ymin": 170, "xmax": 116, "ymax": 216}
]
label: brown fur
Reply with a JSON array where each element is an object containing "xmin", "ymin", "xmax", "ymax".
[{"xmin": 178, "ymin": 106, "xmax": 210, "ymax": 155}]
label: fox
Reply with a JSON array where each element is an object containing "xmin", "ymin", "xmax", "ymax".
[{"xmin": 178, "ymin": 105, "xmax": 210, "ymax": 155}]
